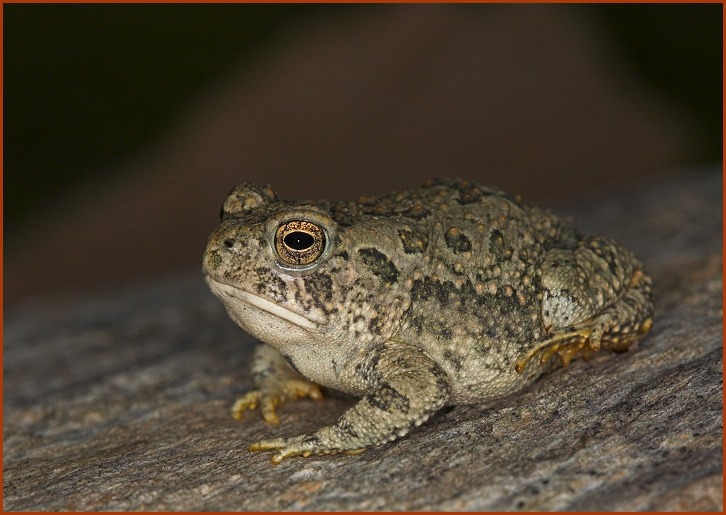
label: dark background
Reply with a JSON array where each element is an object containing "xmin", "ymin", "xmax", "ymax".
[{"xmin": 4, "ymin": 4, "xmax": 722, "ymax": 302}]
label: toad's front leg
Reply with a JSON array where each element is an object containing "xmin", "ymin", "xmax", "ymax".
[
  {"xmin": 249, "ymin": 341, "xmax": 450, "ymax": 463},
  {"xmin": 231, "ymin": 344, "xmax": 324, "ymax": 426}
]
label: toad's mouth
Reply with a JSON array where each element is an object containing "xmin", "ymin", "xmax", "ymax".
[{"xmin": 204, "ymin": 275, "xmax": 321, "ymax": 330}]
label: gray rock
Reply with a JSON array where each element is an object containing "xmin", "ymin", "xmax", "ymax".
[{"xmin": 4, "ymin": 168, "xmax": 722, "ymax": 511}]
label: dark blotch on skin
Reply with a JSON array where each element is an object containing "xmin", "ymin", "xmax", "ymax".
[
  {"xmin": 358, "ymin": 248, "xmax": 400, "ymax": 284},
  {"xmin": 303, "ymin": 274, "xmax": 333, "ymax": 302},
  {"xmin": 443, "ymin": 349, "xmax": 463, "ymax": 371},
  {"xmin": 368, "ymin": 315, "xmax": 386, "ymax": 336},
  {"xmin": 432, "ymin": 366, "xmax": 451, "ymax": 392},
  {"xmin": 303, "ymin": 274, "xmax": 336, "ymax": 313},
  {"xmin": 409, "ymin": 315, "xmax": 424, "ymax": 335},
  {"xmin": 398, "ymin": 229, "xmax": 429, "ymax": 254},
  {"xmin": 302, "ymin": 434, "xmax": 321, "ymax": 445},
  {"xmin": 257, "ymin": 269, "xmax": 287, "ymax": 300},
  {"xmin": 411, "ymin": 276, "xmax": 470, "ymax": 306},
  {"xmin": 367, "ymin": 383, "xmax": 411, "ymax": 413},
  {"xmin": 489, "ymin": 229, "xmax": 505, "ymax": 256},
  {"xmin": 336, "ymin": 417, "xmax": 361, "ymax": 439},
  {"xmin": 355, "ymin": 348, "xmax": 383, "ymax": 384},
  {"xmin": 444, "ymin": 231, "xmax": 472, "ymax": 254}
]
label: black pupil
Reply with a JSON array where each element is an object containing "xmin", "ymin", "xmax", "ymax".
[{"xmin": 284, "ymin": 231, "xmax": 315, "ymax": 250}]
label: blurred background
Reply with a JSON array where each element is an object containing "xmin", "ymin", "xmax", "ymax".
[{"xmin": 4, "ymin": 4, "xmax": 722, "ymax": 303}]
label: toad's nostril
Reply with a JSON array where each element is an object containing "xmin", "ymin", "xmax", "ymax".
[{"xmin": 224, "ymin": 239, "xmax": 234, "ymax": 249}]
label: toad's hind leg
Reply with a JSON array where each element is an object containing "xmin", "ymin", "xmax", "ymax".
[{"xmin": 516, "ymin": 236, "xmax": 654, "ymax": 373}]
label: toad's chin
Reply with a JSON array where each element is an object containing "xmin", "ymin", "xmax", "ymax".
[{"xmin": 204, "ymin": 275, "xmax": 322, "ymax": 345}]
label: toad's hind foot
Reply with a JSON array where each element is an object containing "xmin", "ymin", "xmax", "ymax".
[{"xmin": 515, "ymin": 316, "xmax": 653, "ymax": 374}]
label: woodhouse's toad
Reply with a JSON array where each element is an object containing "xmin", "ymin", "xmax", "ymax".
[{"xmin": 203, "ymin": 179, "xmax": 653, "ymax": 463}]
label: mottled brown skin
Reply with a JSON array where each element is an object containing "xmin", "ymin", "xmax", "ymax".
[{"xmin": 202, "ymin": 179, "xmax": 653, "ymax": 463}]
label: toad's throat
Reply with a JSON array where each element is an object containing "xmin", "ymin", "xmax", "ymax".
[{"xmin": 205, "ymin": 276, "xmax": 320, "ymax": 330}]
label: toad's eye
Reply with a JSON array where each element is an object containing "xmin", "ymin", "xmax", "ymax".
[{"xmin": 274, "ymin": 220, "xmax": 326, "ymax": 266}]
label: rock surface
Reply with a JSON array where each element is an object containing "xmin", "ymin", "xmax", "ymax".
[{"xmin": 4, "ymin": 169, "xmax": 722, "ymax": 511}]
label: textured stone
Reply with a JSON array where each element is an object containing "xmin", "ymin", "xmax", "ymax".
[{"xmin": 4, "ymin": 168, "xmax": 721, "ymax": 511}]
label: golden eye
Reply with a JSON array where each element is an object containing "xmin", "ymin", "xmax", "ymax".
[{"xmin": 274, "ymin": 220, "xmax": 326, "ymax": 266}]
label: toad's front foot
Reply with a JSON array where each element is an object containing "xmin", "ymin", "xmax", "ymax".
[
  {"xmin": 231, "ymin": 379, "xmax": 323, "ymax": 426},
  {"xmin": 249, "ymin": 433, "xmax": 365, "ymax": 464}
]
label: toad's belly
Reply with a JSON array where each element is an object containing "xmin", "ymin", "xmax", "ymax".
[
  {"xmin": 445, "ymin": 367, "xmax": 543, "ymax": 404},
  {"xmin": 421, "ymin": 339, "xmax": 546, "ymax": 405}
]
